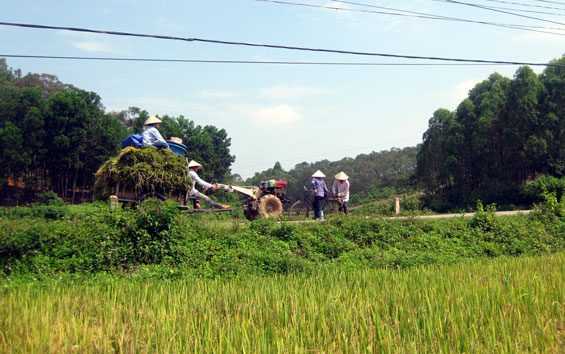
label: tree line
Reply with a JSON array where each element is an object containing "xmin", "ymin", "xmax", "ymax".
[
  {"xmin": 0, "ymin": 59, "xmax": 234, "ymax": 205},
  {"xmin": 2, "ymin": 54, "xmax": 564, "ymax": 208},
  {"xmin": 416, "ymin": 55, "xmax": 565, "ymax": 208},
  {"xmin": 245, "ymin": 146, "xmax": 419, "ymax": 204}
]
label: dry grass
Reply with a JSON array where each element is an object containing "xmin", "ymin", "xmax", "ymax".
[{"xmin": 1, "ymin": 253, "xmax": 563, "ymax": 353}]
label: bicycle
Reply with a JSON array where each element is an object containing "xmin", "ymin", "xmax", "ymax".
[{"xmin": 287, "ymin": 186, "xmax": 345, "ymax": 220}]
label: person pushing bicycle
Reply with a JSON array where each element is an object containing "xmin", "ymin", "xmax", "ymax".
[
  {"xmin": 311, "ymin": 170, "xmax": 329, "ymax": 220},
  {"xmin": 332, "ymin": 171, "xmax": 350, "ymax": 216}
]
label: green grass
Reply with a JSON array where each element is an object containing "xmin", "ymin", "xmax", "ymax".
[{"xmin": 1, "ymin": 253, "xmax": 563, "ymax": 353}]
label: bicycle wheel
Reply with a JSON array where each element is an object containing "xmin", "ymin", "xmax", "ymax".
[
  {"xmin": 288, "ymin": 201, "xmax": 310, "ymax": 220},
  {"xmin": 322, "ymin": 199, "xmax": 342, "ymax": 216}
]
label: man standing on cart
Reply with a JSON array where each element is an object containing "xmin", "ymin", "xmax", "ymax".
[{"xmin": 188, "ymin": 160, "xmax": 230, "ymax": 209}]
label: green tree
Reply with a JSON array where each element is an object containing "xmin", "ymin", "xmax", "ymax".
[
  {"xmin": 416, "ymin": 108, "xmax": 456, "ymax": 192},
  {"xmin": 539, "ymin": 55, "xmax": 565, "ymax": 176},
  {"xmin": 503, "ymin": 66, "xmax": 544, "ymax": 184}
]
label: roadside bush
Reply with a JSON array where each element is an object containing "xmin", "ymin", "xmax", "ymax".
[
  {"xmin": 34, "ymin": 190, "xmax": 65, "ymax": 206},
  {"xmin": 521, "ymin": 176, "xmax": 565, "ymax": 204},
  {"xmin": 1, "ymin": 197, "xmax": 564, "ymax": 278},
  {"xmin": 469, "ymin": 200, "xmax": 499, "ymax": 232}
]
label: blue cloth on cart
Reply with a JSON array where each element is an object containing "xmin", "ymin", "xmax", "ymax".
[{"xmin": 121, "ymin": 134, "xmax": 148, "ymax": 149}]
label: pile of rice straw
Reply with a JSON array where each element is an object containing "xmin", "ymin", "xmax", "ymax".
[{"xmin": 94, "ymin": 146, "xmax": 192, "ymax": 201}]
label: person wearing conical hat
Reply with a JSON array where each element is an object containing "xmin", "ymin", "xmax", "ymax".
[
  {"xmin": 141, "ymin": 115, "xmax": 169, "ymax": 150},
  {"xmin": 332, "ymin": 171, "xmax": 350, "ymax": 216},
  {"xmin": 311, "ymin": 170, "xmax": 329, "ymax": 220},
  {"xmin": 187, "ymin": 160, "xmax": 230, "ymax": 209}
]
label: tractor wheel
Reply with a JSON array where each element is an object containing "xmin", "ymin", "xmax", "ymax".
[
  {"xmin": 259, "ymin": 194, "xmax": 283, "ymax": 218},
  {"xmin": 244, "ymin": 207, "xmax": 260, "ymax": 221}
]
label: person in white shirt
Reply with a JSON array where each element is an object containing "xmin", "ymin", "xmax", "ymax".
[
  {"xmin": 141, "ymin": 115, "xmax": 169, "ymax": 149},
  {"xmin": 332, "ymin": 171, "xmax": 350, "ymax": 215},
  {"xmin": 187, "ymin": 160, "xmax": 229, "ymax": 209}
]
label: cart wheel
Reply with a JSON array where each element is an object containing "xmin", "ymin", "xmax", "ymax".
[
  {"xmin": 288, "ymin": 201, "xmax": 309, "ymax": 220},
  {"xmin": 259, "ymin": 195, "xmax": 283, "ymax": 218}
]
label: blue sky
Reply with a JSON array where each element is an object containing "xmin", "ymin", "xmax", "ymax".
[{"xmin": 2, "ymin": 0, "xmax": 565, "ymax": 178}]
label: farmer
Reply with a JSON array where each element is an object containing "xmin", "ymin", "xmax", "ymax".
[
  {"xmin": 142, "ymin": 115, "xmax": 169, "ymax": 149},
  {"xmin": 332, "ymin": 171, "xmax": 350, "ymax": 215},
  {"xmin": 187, "ymin": 160, "xmax": 230, "ymax": 209},
  {"xmin": 311, "ymin": 170, "xmax": 329, "ymax": 220}
]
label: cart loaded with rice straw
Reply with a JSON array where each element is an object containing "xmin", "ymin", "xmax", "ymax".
[{"xmin": 94, "ymin": 140, "xmax": 289, "ymax": 220}]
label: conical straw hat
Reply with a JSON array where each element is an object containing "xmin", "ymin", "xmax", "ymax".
[
  {"xmin": 334, "ymin": 171, "xmax": 349, "ymax": 180},
  {"xmin": 311, "ymin": 170, "xmax": 326, "ymax": 178},
  {"xmin": 144, "ymin": 115, "xmax": 162, "ymax": 125},
  {"xmin": 188, "ymin": 160, "xmax": 203, "ymax": 168}
]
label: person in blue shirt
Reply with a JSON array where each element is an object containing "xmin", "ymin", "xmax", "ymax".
[
  {"xmin": 311, "ymin": 170, "xmax": 329, "ymax": 220},
  {"xmin": 142, "ymin": 116, "xmax": 169, "ymax": 149}
]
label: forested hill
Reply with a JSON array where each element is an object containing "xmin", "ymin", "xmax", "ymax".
[{"xmin": 245, "ymin": 146, "xmax": 419, "ymax": 203}]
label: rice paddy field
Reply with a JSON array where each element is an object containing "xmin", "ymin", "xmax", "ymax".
[{"xmin": 1, "ymin": 252, "xmax": 563, "ymax": 353}]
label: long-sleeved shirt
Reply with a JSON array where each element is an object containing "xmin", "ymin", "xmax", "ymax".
[
  {"xmin": 332, "ymin": 179, "xmax": 350, "ymax": 202},
  {"xmin": 142, "ymin": 125, "xmax": 169, "ymax": 149},
  {"xmin": 189, "ymin": 169, "xmax": 212, "ymax": 196},
  {"xmin": 311, "ymin": 177, "xmax": 329, "ymax": 198}
]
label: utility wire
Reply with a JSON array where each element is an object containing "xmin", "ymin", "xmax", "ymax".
[
  {"xmin": 439, "ymin": 0, "xmax": 565, "ymax": 25},
  {"xmin": 434, "ymin": 0, "xmax": 565, "ymax": 15},
  {"xmin": 0, "ymin": 54, "xmax": 515, "ymax": 66},
  {"xmin": 336, "ymin": 0, "xmax": 565, "ymax": 28},
  {"xmin": 1, "ymin": 22, "xmax": 564, "ymax": 67},
  {"xmin": 258, "ymin": 0, "xmax": 565, "ymax": 34},
  {"xmin": 530, "ymin": 0, "xmax": 565, "ymax": 5},
  {"xmin": 482, "ymin": 0, "xmax": 565, "ymax": 11}
]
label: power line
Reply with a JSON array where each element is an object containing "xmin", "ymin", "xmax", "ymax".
[
  {"xmin": 338, "ymin": 0, "xmax": 565, "ymax": 28},
  {"xmin": 529, "ymin": 0, "xmax": 565, "ymax": 5},
  {"xmin": 482, "ymin": 0, "xmax": 565, "ymax": 11},
  {"xmin": 438, "ymin": 0, "xmax": 565, "ymax": 15},
  {"xmin": 0, "ymin": 54, "xmax": 517, "ymax": 66},
  {"xmin": 258, "ymin": 0, "xmax": 565, "ymax": 35},
  {"xmin": 1, "ymin": 22, "xmax": 564, "ymax": 67},
  {"xmin": 439, "ymin": 0, "xmax": 565, "ymax": 26}
]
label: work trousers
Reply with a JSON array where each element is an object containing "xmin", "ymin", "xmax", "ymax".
[
  {"xmin": 313, "ymin": 196, "xmax": 324, "ymax": 219},
  {"xmin": 191, "ymin": 190, "xmax": 223, "ymax": 209}
]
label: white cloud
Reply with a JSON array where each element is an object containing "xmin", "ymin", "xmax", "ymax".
[
  {"xmin": 106, "ymin": 96, "xmax": 186, "ymax": 116},
  {"xmin": 436, "ymin": 78, "xmax": 481, "ymax": 110},
  {"xmin": 155, "ymin": 17, "xmax": 185, "ymax": 31},
  {"xmin": 198, "ymin": 90, "xmax": 238, "ymax": 99},
  {"xmin": 231, "ymin": 104, "xmax": 302, "ymax": 126},
  {"xmin": 71, "ymin": 40, "xmax": 116, "ymax": 53},
  {"xmin": 453, "ymin": 79, "xmax": 481, "ymax": 101},
  {"xmin": 259, "ymin": 85, "xmax": 327, "ymax": 99}
]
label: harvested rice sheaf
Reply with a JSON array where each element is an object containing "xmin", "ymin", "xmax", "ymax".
[{"xmin": 94, "ymin": 146, "xmax": 192, "ymax": 201}]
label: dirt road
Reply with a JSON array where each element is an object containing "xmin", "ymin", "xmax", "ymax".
[{"xmin": 388, "ymin": 210, "xmax": 533, "ymax": 220}]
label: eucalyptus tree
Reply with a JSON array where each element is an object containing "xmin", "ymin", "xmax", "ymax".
[{"xmin": 539, "ymin": 56, "xmax": 565, "ymax": 177}]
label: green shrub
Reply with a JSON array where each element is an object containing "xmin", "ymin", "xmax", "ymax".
[
  {"xmin": 1, "ymin": 199, "xmax": 564, "ymax": 278},
  {"xmin": 469, "ymin": 200, "xmax": 499, "ymax": 232},
  {"xmin": 521, "ymin": 176, "xmax": 565, "ymax": 204},
  {"xmin": 34, "ymin": 190, "xmax": 65, "ymax": 206}
]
